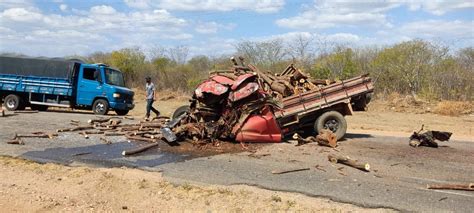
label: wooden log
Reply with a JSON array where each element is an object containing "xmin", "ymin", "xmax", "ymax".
[
  {"xmin": 88, "ymin": 118, "xmax": 111, "ymax": 124},
  {"xmin": 57, "ymin": 125, "xmax": 94, "ymax": 132},
  {"xmin": 328, "ymin": 154, "xmax": 370, "ymax": 172},
  {"xmin": 7, "ymin": 139, "xmax": 24, "ymax": 145},
  {"xmin": 104, "ymin": 132, "xmax": 126, "ymax": 136},
  {"xmin": 271, "ymin": 168, "xmax": 310, "ymax": 174},
  {"xmin": 83, "ymin": 130, "xmax": 105, "ymax": 135},
  {"xmin": 126, "ymin": 135, "xmax": 157, "ymax": 143},
  {"xmin": 122, "ymin": 142, "xmax": 159, "ymax": 156},
  {"xmin": 80, "ymin": 131, "xmax": 89, "ymax": 139},
  {"xmin": 316, "ymin": 130, "xmax": 337, "ymax": 148},
  {"xmin": 13, "ymin": 133, "xmax": 57, "ymax": 139},
  {"xmin": 70, "ymin": 120, "xmax": 80, "ymax": 123},
  {"xmin": 140, "ymin": 123, "xmax": 163, "ymax": 128},
  {"xmin": 427, "ymin": 183, "xmax": 474, "ymax": 191},
  {"xmin": 14, "ymin": 110, "xmax": 38, "ymax": 113}
]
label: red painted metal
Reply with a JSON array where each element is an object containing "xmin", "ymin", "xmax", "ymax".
[
  {"xmin": 234, "ymin": 106, "xmax": 282, "ymax": 143},
  {"xmin": 195, "ymin": 80, "xmax": 228, "ymax": 98},
  {"xmin": 211, "ymin": 75, "xmax": 234, "ymax": 85},
  {"xmin": 231, "ymin": 73, "xmax": 256, "ymax": 90},
  {"xmin": 228, "ymin": 82, "xmax": 259, "ymax": 102}
]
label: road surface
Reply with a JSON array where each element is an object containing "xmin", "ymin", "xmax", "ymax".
[{"xmin": 1, "ymin": 111, "xmax": 473, "ymax": 212}]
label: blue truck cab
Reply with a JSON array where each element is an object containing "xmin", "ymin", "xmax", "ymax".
[{"xmin": 0, "ymin": 56, "xmax": 134, "ymax": 115}]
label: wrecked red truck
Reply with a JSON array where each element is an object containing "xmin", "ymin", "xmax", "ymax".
[{"xmin": 171, "ymin": 57, "xmax": 374, "ymax": 144}]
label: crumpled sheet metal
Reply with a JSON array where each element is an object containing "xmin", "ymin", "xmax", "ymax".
[{"xmin": 195, "ymin": 80, "xmax": 229, "ymax": 98}]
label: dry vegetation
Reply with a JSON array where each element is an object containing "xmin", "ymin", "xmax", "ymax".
[{"xmin": 433, "ymin": 101, "xmax": 473, "ymax": 116}]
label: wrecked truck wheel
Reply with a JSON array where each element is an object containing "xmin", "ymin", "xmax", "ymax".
[
  {"xmin": 92, "ymin": 99, "xmax": 109, "ymax": 115},
  {"xmin": 172, "ymin": 105, "xmax": 190, "ymax": 119},
  {"xmin": 4, "ymin": 94, "xmax": 22, "ymax": 111},
  {"xmin": 314, "ymin": 111, "xmax": 347, "ymax": 141}
]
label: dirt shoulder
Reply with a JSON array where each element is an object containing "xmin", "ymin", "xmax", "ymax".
[
  {"xmin": 0, "ymin": 156, "xmax": 389, "ymax": 212},
  {"xmin": 347, "ymin": 111, "xmax": 474, "ymax": 141}
]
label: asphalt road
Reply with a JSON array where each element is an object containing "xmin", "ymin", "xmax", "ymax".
[{"xmin": 1, "ymin": 111, "xmax": 473, "ymax": 212}]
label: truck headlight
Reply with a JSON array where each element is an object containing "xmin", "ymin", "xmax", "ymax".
[{"xmin": 113, "ymin": 93, "xmax": 121, "ymax": 98}]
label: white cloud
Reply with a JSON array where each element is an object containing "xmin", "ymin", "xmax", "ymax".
[
  {"xmin": 123, "ymin": 0, "xmax": 151, "ymax": 9},
  {"xmin": 90, "ymin": 5, "xmax": 117, "ymax": 15},
  {"xmin": 124, "ymin": 0, "xmax": 285, "ymax": 13},
  {"xmin": 0, "ymin": 5, "xmax": 191, "ymax": 56},
  {"xmin": 276, "ymin": 0, "xmax": 396, "ymax": 29},
  {"xmin": 399, "ymin": 19, "xmax": 474, "ymax": 39},
  {"xmin": 195, "ymin": 21, "xmax": 235, "ymax": 34},
  {"xmin": 59, "ymin": 4, "xmax": 67, "ymax": 11},
  {"xmin": 406, "ymin": 1, "xmax": 474, "ymax": 15}
]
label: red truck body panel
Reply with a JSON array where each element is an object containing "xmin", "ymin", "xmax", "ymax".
[{"xmin": 235, "ymin": 106, "xmax": 282, "ymax": 143}]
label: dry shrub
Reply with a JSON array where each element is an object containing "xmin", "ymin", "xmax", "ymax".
[{"xmin": 434, "ymin": 101, "xmax": 473, "ymax": 116}]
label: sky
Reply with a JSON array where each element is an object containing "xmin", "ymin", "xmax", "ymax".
[{"xmin": 0, "ymin": 0, "xmax": 473, "ymax": 58}]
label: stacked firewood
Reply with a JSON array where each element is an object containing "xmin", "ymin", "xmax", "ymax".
[{"xmin": 221, "ymin": 56, "xmax": 335, "ymax": 99}]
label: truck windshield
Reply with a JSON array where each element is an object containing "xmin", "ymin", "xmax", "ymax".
[{"xmin": 105, "ymin": 68, "xmax": 125, "ymax": 87}]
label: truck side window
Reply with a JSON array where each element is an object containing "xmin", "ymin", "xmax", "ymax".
[{"xmin": 83, "ymin": 68, "xmax": 98, "ymax": 81}]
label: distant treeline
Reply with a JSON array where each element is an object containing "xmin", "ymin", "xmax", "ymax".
[{"xmin": 5, "ymin": 39, "xmax": 473, "ymax": 101}]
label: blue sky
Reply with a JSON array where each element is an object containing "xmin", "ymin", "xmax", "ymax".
[{"xmin": 0, "ymin": 0, "xmax": 472, "ymax": 57}]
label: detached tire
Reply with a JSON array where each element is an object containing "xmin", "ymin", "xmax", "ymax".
[
  {"xmin": 115, "ymin": 109, "xmax": 129, "ymax": 116},
  {"xmin": 4, "ymin": 94, "xmax": 22, "ymax": 111},
  {"xmin": 31, "ymin": 104, "xmax": 48, "ymax": 111},
  {"xmin": 92, "ymin": 99, "xmax": 109, "ymax": 115},
  {"xmin": 172, "ymin": 105, "xmax": 190, "ymax": 119},
  {"xmin": 314, "ymin": 111, "xmax": 347, "ymax": 140}
]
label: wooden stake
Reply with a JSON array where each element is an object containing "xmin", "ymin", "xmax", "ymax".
[
  {"xmin": 7, "ymin": 139, "xmax": 24, "ymax": 145},
  {"xmin": 328, "ymin": 154, "xmax": 370, "ymax": 172},
  {"xmin": 271, "ymin": 168, "xmax": 310, "ymax": 174},
  {"xmin": 427, "ymin": 183, "xmax": 474, "ymax": 191},
  {"xmin": 122, "ymin": 143, "xmax": 159, "ymax": 156}
]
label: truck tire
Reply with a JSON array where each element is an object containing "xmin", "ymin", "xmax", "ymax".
[
  {"xmin": 115, "ymin": 109, "xmax": 129, "ymax": 116},
  {"xmin": 4, "ymin": 94, "xmax": 22, "ymax": 111},
  {"xmin": 172, "ymin": 105, "xmax": 190, "ymax": 119},
  {"xmin": 30, "ymin": 104, "xmax": 49, "ymax": 111},
  {"xmin": 92, "ymin": 99, "xmax": 109, "ymax": 115},
  {"xmin": 314, "ymin": 111, "xmax": 347, "ymax": 140}
]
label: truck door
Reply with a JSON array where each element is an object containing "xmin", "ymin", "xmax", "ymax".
[{"xmin": 76, "ymin": 66, "xmax": 104, "ymax": 106}]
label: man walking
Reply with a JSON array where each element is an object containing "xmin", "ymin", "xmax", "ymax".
[{"xmin": 145, "ymin": 77, "xmax": 160, "ymax": 120}]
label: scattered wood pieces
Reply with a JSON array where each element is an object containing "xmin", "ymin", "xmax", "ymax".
[
  {"xmin": 88, "ymin": 118, "xmax": 111, "ymax": 124},
  {"xmin": 14, "ymin": 110, "xmax": 38, "ymax": 114},
  {"xmin": 292, "ymin": 132, "xmax": 337, "ymax": 148},
  {"xmin": 126, "ymin": 135, "xmax": 157, "ymax": 143},
  {"xmin": 122, "ymin": 142, "xmax": 159, "ymax": 156},
  {"xmin": 271, "ymin": 167, "xmax": 310, "ymax": 174},
  {"xmin": 314, "ymin": 164, "xmax": 326, "ymax": 172},
  {"xmin": 248, "ymin": 153, "xmax": 271, "ymax": 159},
  {"xmin": 328, "ymin": 154, "xmax": 370, "ymax": 172},
  {"xmin": 427, "ymin": 183, "xmax": 473, "ymax": 191},
  {"xmin": 100, "ymin": 136, "xmax": 112, "ymax": 144},
  {"xmin": 13, "ymin": 132, "xmax": 57, "ymax": 139},
  {"xmin": 7, "ymin": 139, "xmax": 24, "ymax": 145}
]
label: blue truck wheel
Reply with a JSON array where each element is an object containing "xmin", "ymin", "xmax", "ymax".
[
  {"xmin": 92, "ymin": 99, "xmax": 109, "ymax": 115},
  {"xmin": 4, "ymin": 94, "xmax": 24, "ymax": 111}
]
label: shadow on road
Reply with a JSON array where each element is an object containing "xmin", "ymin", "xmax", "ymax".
[{"xmin": 344, "ymin": 133, "xmax": 374, "ymax": 139}]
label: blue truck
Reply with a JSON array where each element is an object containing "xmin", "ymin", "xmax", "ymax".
[{"xmin": 0, "ymin": 56, "xmax": 134, "ymax": 115}]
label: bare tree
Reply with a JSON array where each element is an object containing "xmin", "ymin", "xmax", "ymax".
[{"xmin": 167, "ymin": 45, "xmax": 189, "ymax": 65}]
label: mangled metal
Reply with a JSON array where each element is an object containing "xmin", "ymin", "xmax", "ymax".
[{"xmin": 409, "ymin": 125, "xmax": 453, "ymax": 148}]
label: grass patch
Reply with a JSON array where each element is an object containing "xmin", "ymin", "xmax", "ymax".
[{"xmin": 434, "ymin": 101, "xmax": 472, "ymax": 116}]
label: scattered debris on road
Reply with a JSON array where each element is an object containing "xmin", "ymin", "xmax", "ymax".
[
  {"xmin": 13, "ymin": 110, "xmax": 38, "ymax": 114},
  {"xmin": 293, "ymin": 130, "xmax": 337, "ymax": 147},
  {"xmin": 409, "ymin": 125, "xmax": 452, "ymax": 148},
  {"xmin": 122, "ymin": 142, "xmax": 160, "ymax": 156},
  {"xmin": 6, "ymin": 139, "xmax": 24, "ymax": 145},
  {"xmin": 271, "ymin": 167, "xmax": 310, "ymax": 174},
  {"xmin": 328, "ymin": 154, "xmax": 371, "ymax": 172},
  {"xmin": 427, "ymin": 183, "xmax": 473, "ymax": 191}
]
